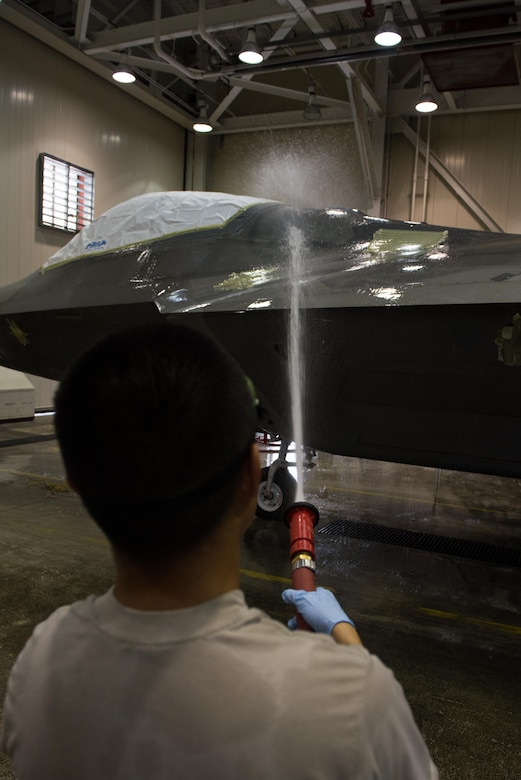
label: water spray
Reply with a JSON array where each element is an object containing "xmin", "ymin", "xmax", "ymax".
[
  {"xmin": 285, "ymin": 225, "xmax": 320, "ymax": 629},
  {"xmin": 285, "ymin": 500, "xmax": 319, "ymax": 630}
]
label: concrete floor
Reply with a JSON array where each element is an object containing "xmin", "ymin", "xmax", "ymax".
[{"xmin": 0, "ymin": 418, "xmax": 520, "ymax": 779}]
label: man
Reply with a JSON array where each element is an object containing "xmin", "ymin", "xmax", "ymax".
[{"xmin": 1, "ymin": 321, "xmax": 438, "ymax": 779}]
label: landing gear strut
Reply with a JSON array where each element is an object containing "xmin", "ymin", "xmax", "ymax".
[{"xmin": 256, "ymin": 440, "xmax": 297, "ymax": 522}]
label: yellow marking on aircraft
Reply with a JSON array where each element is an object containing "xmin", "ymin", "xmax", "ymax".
[{"xmin": 6, "ymin": 317, "xmax": 29, "ymax": 346}]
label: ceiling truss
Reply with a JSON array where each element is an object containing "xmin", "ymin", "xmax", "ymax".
[{"xmin": 1, "ymin": 0, "xmax": 520, "ymax": 135}]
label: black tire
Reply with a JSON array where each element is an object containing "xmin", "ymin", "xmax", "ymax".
[{"xmin": 256, "ymin": 465, "xmax": 297, "ymax": 522}]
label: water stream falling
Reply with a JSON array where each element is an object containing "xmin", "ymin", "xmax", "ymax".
[{"xmin": 287, "ymin": 224, "xmax": 307, "ymax": 503}]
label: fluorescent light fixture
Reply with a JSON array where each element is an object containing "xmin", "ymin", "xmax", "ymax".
[
  {"xmin": 239, "ymin": 28, "xmax": 263, "ymax": 65},
  {"xmin": 193, "ymin": 106, "xmax": 213, "ymax": 133},
  {"xmin": 112, "ymin": 62, "xmax": 136, "ymax": 84},
  {"xmin": 374, "ymin": 6, "xmax": 402, "ymax": 47}
]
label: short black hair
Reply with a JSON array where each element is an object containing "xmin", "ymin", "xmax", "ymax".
[{"xmin": 54, "ymin": 321, "xmax": 257, "ymax": 563}]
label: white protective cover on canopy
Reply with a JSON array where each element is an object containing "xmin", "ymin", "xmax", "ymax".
[{"xmin": 44, "ymin": 191, "xmax": 276, "ymax": 268}]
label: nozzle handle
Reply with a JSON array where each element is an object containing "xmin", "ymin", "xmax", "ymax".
[
  {"xmin": 292, "ymin": 562, "xmax": 316, "ymax": 630},
  {"xmin": 285, "ymin": 501, "xmax": 320, "ymax": 630},
  {"xmin": 292, "ymin": 560, "xmax": 316, "ymax": 592}
]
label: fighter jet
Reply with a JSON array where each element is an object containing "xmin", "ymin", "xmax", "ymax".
[{"xmin": 1, "ymin": 190, "xmax": 521, "ymax": 511}]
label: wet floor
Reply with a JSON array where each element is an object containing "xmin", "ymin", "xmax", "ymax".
[{"xmin": 0, "ymin": 419, "xmax": 520, "ymax": 779}]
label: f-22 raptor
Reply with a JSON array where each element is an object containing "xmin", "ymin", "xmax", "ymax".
[{"xmin": 1, "ymin": 190, "xmax": 521, "ymax": 512}]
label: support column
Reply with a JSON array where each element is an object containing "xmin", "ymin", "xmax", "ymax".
[{"xmin": 184, "ymin": 132, "xmax": 209, "ymax": 191}]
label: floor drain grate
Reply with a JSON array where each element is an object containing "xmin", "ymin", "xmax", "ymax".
[{"xmin": 318, "ymin": 519, "xmax": 521, "ymax": 567}]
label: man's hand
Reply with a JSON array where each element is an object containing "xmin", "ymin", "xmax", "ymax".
[{"xmin": 282, "ymin": 587, "xmax": 362, "ymax": 646}]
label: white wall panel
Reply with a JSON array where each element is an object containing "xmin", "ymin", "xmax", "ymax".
[
  {"xmin": 0, "ymin": 20, "xmax": 186, "ymax": 408},
  {"xmin": 209, "ymin": 125, "xmax": 369, "ymax": 211},
  {"xmin": 386, "ymin": 111, "xmax": 521, "ymax": 235},
  {"xmin": 384, "ymin": 134, "xmax": 416, "ymax": 221}
]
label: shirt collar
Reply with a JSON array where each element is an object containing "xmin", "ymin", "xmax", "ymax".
[{"xmin": 84, "ymin": 587, "xmax": 250, "ymax": 644}]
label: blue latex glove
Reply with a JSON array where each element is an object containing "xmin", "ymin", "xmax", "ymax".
[{"xmin": 282, "ymin": 587, "xmax": 355, "ymax": 634}]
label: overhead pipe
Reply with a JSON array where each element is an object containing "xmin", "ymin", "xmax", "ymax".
[
  {"xmin": 198, "ymin": 0, "xmax": 230, "ymax": 63},
  {"xmin": 152, "ymin": 0, "xmax": 203, "ymax": 86},
  {"xmin": 211, "ymin": 26, "xmax": 521, "ymax": 78},
  {"xmin": 362, "ymin": 0, "xmax": 376, "ymax": 18}
]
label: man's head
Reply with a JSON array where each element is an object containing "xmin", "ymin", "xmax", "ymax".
[{"xmin": 54, "ymin": 321, "xmax": 258, "ymax": 563}]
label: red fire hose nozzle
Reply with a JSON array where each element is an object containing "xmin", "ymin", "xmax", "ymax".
[{"xmin": 285, "ymin": 501, "xmax": 320, "ymax": 630}]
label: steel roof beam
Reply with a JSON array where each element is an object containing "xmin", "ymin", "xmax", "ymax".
[
  {"xmin": 74, "ymin": 0, "xmax": 91, "ymax": 45},
  {"xmin": 210, "ymin": 75, "xmax": 350, "ymax": 109},
  {"xmin": 84, "ymin": 0, "xmax": 296, "ymax": 53},
  {"xmin": 209, "ymin": 17, "xmax": 298, "ymax": 124},
  {"xmin": 284, "ymin": 0, "xmax": 382, "ymax": 115}
]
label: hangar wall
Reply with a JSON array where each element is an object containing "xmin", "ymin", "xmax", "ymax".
[
  {"xmin": 0, "ymin": 21, "xmax": 186, "ymax": 409},
  {"xmin": 385, "ymin": 113, "xmax": 521, "ymax": 234},
  {"xmin": 209, "ymin": 113, "xmax": 521, "ymax": 238},
  {"xmin": 208, "ymin": 125, "xmax": 370, "ymax": 211}
]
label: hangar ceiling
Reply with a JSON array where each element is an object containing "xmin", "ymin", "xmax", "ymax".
[{"xmin": 1, "ymin": 0, "xmax": 521, "ymax": 133}]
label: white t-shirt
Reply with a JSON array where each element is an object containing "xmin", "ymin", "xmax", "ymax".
[{"xmin": 1, "ymin": 588, "xmax": 438, "ymax": 779}]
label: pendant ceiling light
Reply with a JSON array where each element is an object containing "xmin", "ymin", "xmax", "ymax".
[
  {"xmin": 112, "ymin": 56, "xmax": 136, "ymax": 84},
  {"xmin": 112, "ymin": 63, "xmax": 136, "ymax": 84},
  {"xmin": 303, "ymin": 84, "xmax": 322, "ymax": 120},
  {"xmin": 374, "ymin": 6, "xmax": 402, "ymax": 47},
  {"xmin": 415, "ymin": 78, "xmax": 439, "ymax": 113},
  {"xmin": 239, "ymin": 28, "xmax": 263, "ymax": 65},
  {"xmin": 415, "ymin": 92, "xmax": 439, "ymax": 113},
  {"xmin": 193, "ymin": 105, "xmax": 213, "ymax": 133}
]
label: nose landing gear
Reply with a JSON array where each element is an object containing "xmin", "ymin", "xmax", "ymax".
[{"xmin": 256, "ymin": 439, "xmax": 297, "ymax": 522}]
